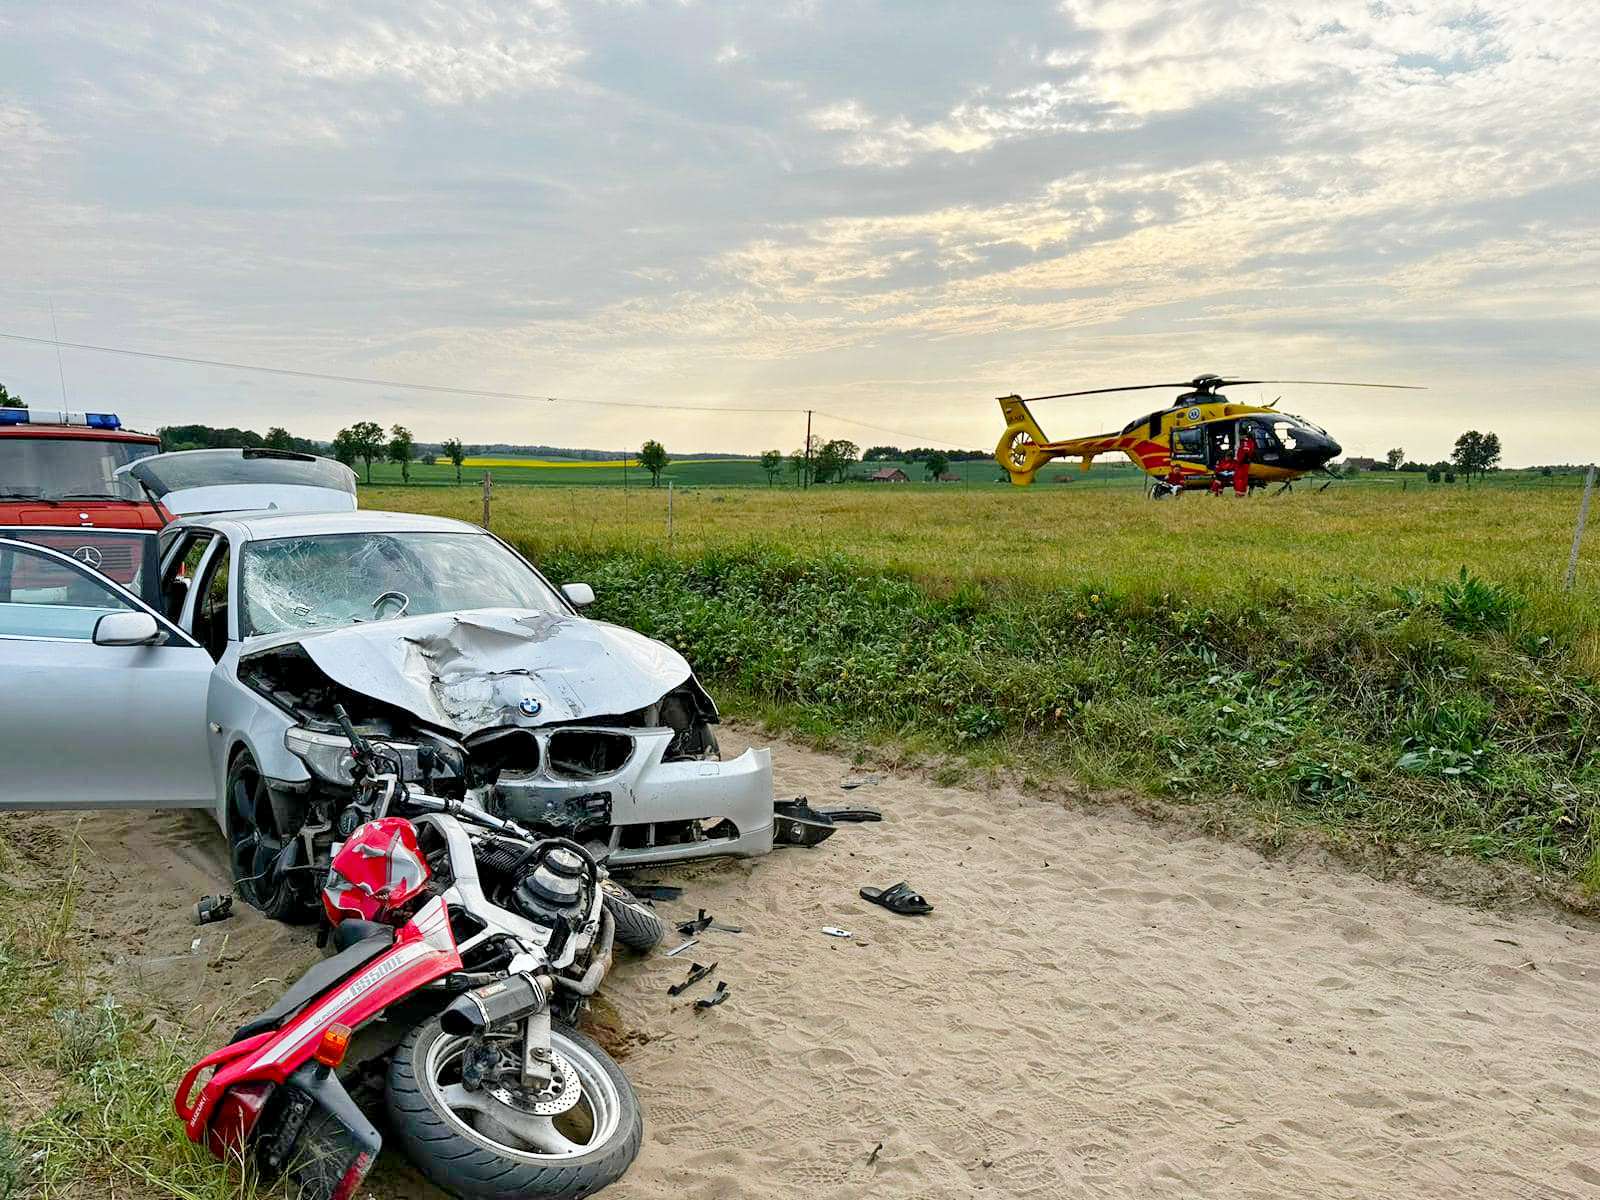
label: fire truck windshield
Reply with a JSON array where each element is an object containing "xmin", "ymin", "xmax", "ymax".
[{"xmin": 0, "ymin": 438, "xmax": 158, "ymax": 501}]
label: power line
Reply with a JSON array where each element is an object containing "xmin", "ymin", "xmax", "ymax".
[
  {"xmin": 0, "ymin": 328, "xmax": 978, "ymax": 447},
  {"xmin": 0, "ymin": 330, "xmax": 799, "ymax": 415}
]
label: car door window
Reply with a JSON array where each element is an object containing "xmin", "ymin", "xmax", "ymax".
[
  {"xmin": 160, "ymin": 530, "xmax": 214, "ymax": 622},
  {"xmin": 193, "ymin": 538, "xmax": 231, "ymax": 660},
  {"xmin": 0, "ymin": 540, "xmax": 141, "ymax": 641}
]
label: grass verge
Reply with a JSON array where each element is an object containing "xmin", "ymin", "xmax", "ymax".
[
  {"xmin": 0, "ymin": 823, "xmax": 258, "ymax": 1200},
  {"xmin": 522, "ymin": 540, "xmax": 1600, "ymax": 886}
]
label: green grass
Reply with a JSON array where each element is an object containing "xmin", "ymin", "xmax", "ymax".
[
  {"xmin": 0, "ymin": 825, "xmax": 258, "ymax": 1200},
  {"xmin": 367, "ymin": 479, "xmax": 1600, "ymax": 886}
]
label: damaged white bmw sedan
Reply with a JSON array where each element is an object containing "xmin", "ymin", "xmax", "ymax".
[{"xmin": 0, "ymin": 466, "xmax": 773, "ymax": 920}]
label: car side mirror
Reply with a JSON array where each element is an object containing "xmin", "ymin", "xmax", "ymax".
[
  {"xmin": 561, "ymin": 582, "xmax": 595, "ymax": 608},
  {"xmin": 93, "ymin": 610, "xmax": 161, "ymax": 646}
]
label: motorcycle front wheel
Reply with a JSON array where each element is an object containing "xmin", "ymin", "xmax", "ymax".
[{"xmin": 386, "ymin": 1017, "xmax": 643, "ymax": 1200}]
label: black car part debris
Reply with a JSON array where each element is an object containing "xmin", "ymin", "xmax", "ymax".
[
  {"xmin": 667, "ymin": 961, "xmax": 718, "ymax": 996},
  {"xmin": 627, "ymin": 883, "xmax": 683, "ymax": 902},
  {"xmin": 677, "ymin": 910, "xmax": 713, "ymax": 936},
  {"xmin": 818, "ymin": 807, "xmax": 882, "ymax": 823},
  {"xmin": 774, "ymin": 797, "xmax": 838, "ymax": 847},
  {"xmin": 693, "ymin": 981, "xmax": 730, "ymax": 1011},
  {"xmin": 193, "ymin": 895, "xmax": 234, "ymax": 925},
  {"xmin": 860, "ymin": 881, "xmax": 933, "ymax": 916}
]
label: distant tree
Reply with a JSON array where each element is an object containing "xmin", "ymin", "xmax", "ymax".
[
  {"xmin": 387, "ymin": 425, "xmax": 415, "ymax": 484},
  {"xmin": 264, "ymin": 426, "xmax": 293, "ymax": 451},
  {"xmin": 812, "ymin": 438, "xmax": 859, "ymax": 484},
  {"xmin": 759, "ymin": 449, "xmax": 784, "ymax": 486},
  {"xmin": 331, "ymin": 428, "xmax": 360, "ymax": 469},
  {"xmin": 341, "ymin": 420, "xmax": 386, "ymax": 484},
  {"xmin": 1427, "ymin": 467, "xmax": 1441, "ymax": 483},
  {"xmin": 441, "ymin": 437, "xmax": 466, "ymax": 484},
  {"xmin": 420, "ymin": 452, "xmax": 436, "ymax": 466},
  {"xmin": 0, "ymin": 382, "xmax": 24, "ymax": 408},
  {"xmin": 923, "ymin": 451, "xmax": 950, "ymax": 481},
  {"xmin": 639, "ymin": 439, "xmax": 669, "ymax": 487},
  {"xmin": 1444, "ymin": 471, "xmax": 1457, "ymax": 484},
  {"xmin": 788, "ymin": 448, "xmax": 809, "ymax": 486},
  {"xmin": 1452, "ymin": 430, "xmax": 1502, "ymax": 484},
  {"xmin": 1542, "ymin": 467, "xmax": 1554, "ymax": 478},
  {"xmin": 1386, "ymin": 447, "xmax": 1405, "ymax": 471},
  {"xmin": 862, "ymin": 445, "xmax": 900, "ymax": 462}
]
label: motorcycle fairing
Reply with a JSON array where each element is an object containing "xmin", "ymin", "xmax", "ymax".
[{"xmin": 176, "ymin": 896, "xmax": 461, "ymax": 1142}]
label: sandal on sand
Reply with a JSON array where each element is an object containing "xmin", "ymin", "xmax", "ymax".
[
  {"xmin": 774, "ymin": 797, "xmax": 838, "ymax": 847},
  {"xmin": 859, "ymin": 881, "xmax": 933, "ymax": 915}
]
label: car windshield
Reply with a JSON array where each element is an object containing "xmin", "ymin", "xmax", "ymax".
[
  {"xmin": 239, "ymin": 531, "xmax": 566, "ymax": 636},
  {"xmin": 0, "ymin": 437, "xmax": 157, "ymax": 500}
]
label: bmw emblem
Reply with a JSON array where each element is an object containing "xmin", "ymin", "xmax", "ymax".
[{"xmin": 519, "ymin": 696, "xmax": 542, "ymax": 717}]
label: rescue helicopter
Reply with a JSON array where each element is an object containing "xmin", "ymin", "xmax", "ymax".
[{"xmin": 994, "ymin": 374, "xmax": 1421, "ymax": 496}]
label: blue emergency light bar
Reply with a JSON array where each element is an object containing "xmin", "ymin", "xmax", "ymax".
[{"xmin": 0, "ymin": 410, "xmax": 122, "ymax": 429}]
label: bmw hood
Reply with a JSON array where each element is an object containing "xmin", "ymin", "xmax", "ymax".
[{"xmin": 253, "ymin": 608, "xmax": 699, "ymax": 737}]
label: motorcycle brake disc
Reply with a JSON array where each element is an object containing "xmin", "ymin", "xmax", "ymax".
[{"xmin": 490, "ymin": 1053, "xmax": 582, "ymax": 1116}]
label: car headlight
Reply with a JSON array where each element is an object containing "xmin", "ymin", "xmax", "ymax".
[{"xmin": 284, "ymin": 726, "xmax": 359, "ymax": 785}]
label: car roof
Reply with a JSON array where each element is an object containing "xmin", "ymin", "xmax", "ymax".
[{"xmin": 167, "ymin": 509, "xmax": 484, "ymax": 539}]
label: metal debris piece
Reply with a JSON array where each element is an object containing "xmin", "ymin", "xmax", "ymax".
[
  {"xmin": 664, "ymin": 939, "xmax": 699, "ymax": 957},
  {"xmin": 821, "ymin": 926, "xmax": 853, "ymax": 939},
  {"xmin": 677, "ymin": 909, "xmax": 714, "ymax": 936},
  {"xmin": 193, "ymin": 895, "xmax": 234, "ymax": 926},
  {"xmin": 841, "ymin": 774, "xmax": 882, "ymax": 790},
  {"xmin": 667, "ymin": 961, "xmax": 718, "ymax": 996},
  {"xmin": 693, "ymin": 981, "xmax": 730, "ymax": 1011}
]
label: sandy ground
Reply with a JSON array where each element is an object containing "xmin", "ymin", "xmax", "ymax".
[{"xmin": 6, "ymin": 727, "xmax": 1600, "ymax": 1199}]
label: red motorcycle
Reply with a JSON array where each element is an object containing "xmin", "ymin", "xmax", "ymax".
[{"xmin": 176, "ymin": 709, "xmax": 664, "ymax": 1200}]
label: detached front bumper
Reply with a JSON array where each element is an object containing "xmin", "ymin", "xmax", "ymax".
[{"xmin": 490, "ymin": 728, "xmax": 774, "ymax": 867}]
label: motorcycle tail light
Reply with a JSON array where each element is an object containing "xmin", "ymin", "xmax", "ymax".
[
  {"xmin": 204, "ymin": 1081, "xmax": 273, "ymax": 1161},
  {"xmin": 314, "ymin": 1023, "xmax": 353, "ymax": 1069}
]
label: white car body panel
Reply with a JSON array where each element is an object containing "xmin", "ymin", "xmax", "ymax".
[{"xmin": 156, "ymin": 482, "xmax": 357, "ymax": 516}]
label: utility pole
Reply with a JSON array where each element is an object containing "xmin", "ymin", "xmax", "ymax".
[
  {"xmin": 481, "ymin": 470, "xmax": 492, "ymax": 530},
  {"xmin": 804, "ymin": 410, "xmax": 812, "ymax": 489}
]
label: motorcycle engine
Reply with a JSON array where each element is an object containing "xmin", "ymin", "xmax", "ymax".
[{"xmin": 510, "ymin": 846, "xmax": 591, "ymax": 952}]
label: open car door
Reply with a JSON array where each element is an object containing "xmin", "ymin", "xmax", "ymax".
[
  {"xmin": 0, "ymin": 537, "xmax": 215, "ymax": 808},
  {"xmin": 119, "ymin": 448, "xmax": 358, "ymax": 517}
]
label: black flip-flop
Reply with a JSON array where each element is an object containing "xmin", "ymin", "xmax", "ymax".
[{"xmin": 859, "ymin": 881, "xmax": 933, "ymax": 915}]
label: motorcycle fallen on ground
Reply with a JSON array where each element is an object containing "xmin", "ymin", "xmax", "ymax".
[{"xmin": 176, "ymin": 708, "xmax": 666, "ymax": 1200}]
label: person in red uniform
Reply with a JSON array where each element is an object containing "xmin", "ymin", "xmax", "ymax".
[{"xmin": 1234, "ymin": 427, "xmax": 1257, "ymax": 496}]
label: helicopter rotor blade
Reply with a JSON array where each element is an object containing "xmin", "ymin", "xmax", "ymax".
[
  {"xmin": 1018, "ymin": 378, "xmax": 1425, "ymax": 403},
  {"xmin": 1019, "ymin": 382, "xmax": 1198, "ymax": 402},
  {"xmin": 1218, "ymin": 379, "xmax": 1426, "ymax": 390}
]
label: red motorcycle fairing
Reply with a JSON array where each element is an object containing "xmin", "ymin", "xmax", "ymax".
[{"xmin": 175, "ymin": 895, "xmax": 462, "ymax": 1147}]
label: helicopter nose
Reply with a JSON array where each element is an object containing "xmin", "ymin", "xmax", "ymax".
[{"xmin": 1320, "ymin": 436, "xmax": 1342, "ymax": 463}]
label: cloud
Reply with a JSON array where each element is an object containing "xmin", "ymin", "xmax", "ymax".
[{"xmin": 0, "ymin": 0, "xmax": 1595, "ymax": 464}]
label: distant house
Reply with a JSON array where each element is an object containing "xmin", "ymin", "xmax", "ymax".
[
  {"xmin": 1340, "ymin": 456, "xmax": 1384, "ymax": 472},
  {"xmin": 869, "ymin": 467, "xmax": 909, "ymax": 483},
  {"xmin": 936, "ymin": 471, "xmax": 961, "ymax": 483}
]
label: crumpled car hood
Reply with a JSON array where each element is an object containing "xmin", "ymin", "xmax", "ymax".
[{"xmin": 259, "ymin": 608, "xmax": 694, "ymax": 736}]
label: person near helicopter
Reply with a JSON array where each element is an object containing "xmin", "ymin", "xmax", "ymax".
[{"xmin": 1234, "ymin": 425, "xmax": 1258, "ymax": 496}]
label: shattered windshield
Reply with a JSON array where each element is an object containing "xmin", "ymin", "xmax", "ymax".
[{"xmin": 239, "ymin": 531, "xmax": 566, "ymax": 637}]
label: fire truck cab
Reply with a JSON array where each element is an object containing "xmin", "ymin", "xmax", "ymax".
[{"xmin": 0, "ymin": 409, "xmax": 166, "ymax": 530}]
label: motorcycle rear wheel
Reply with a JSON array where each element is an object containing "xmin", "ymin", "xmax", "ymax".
[{"xmin": 387, "ymin": 1017, "xmax": 643, "ymax": 1200}]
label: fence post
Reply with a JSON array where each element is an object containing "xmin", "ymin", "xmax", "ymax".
[
  {"xmin": 667, "ymin": 481, "xmax": 674, "ymax": 547},
  {"xmin": 1565, "ymin": 463, "xmax": 1596, "ymax": 591},
  {"xmin": 481, "ymin": 470, "xmax": 492, "ymax": 530}
]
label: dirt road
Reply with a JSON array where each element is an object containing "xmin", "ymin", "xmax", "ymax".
[{"xmin": 8, "ymin": 728, "xmax": 1599, "ymax": 1198}]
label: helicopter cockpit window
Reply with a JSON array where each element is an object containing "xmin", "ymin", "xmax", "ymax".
[
  {"xmin": 1173, "ymin": 426, "xmax": 1204, "ymax": 458},
  {"xmin": 1271, "ymin": 420, "xmax": 1299, "ymax": 451}
]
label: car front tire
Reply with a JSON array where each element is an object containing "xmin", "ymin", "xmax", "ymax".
[{"xmin": 224, "ymin": 750, "xmax": 317, "ymax": 924}]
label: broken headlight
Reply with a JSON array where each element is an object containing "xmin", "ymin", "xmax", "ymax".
[{"xmin": 284, "ymin": 726, "xmax": 360, "ymax": 785}]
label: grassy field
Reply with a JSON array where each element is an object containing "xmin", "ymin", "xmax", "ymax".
[{"xmin": 366, "ymin": 478, "xmax": 1600, "ymax": 889}]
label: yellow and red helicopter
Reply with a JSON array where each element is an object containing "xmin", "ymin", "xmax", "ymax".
[{"xmin": 994, "ymin": 374, "xmax": 1420, "ymax": 495}]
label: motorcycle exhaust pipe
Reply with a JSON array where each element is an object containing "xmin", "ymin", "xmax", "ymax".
[{"xmin": 440, "ymin": 972, "xmax": 551, "ymax": 1036}]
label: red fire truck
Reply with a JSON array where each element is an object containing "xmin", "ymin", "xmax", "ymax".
[{"xmin": 0, "ymin": 409, "xmax": 166, "ymax": 602}]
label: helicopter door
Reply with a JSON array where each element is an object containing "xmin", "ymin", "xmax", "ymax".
[
  {"xmin": 1207, "ymin": 422, "xmax": 1237, "ymax": 468},
  {"xmin": 1170, "ymin": 424, "xmax": 1207, "ymax": 471}
]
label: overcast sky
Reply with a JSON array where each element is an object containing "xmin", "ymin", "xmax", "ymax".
[{"xmin": 1, "ymin": 1, "xmax": 1594, "ymax": 464}]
